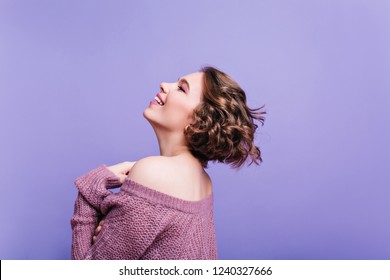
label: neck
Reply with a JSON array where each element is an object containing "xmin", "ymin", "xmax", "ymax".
[{"xmin": 152, "ymin": 126, "xmax": 192, "ymax": 157}]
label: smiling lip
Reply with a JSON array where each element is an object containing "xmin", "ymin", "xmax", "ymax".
[{"xmin": 156, "ymin": 93, "xmax": 165, "ymax": 105}]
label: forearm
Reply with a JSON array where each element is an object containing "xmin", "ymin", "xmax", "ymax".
[
  {"xmin": 71, "ymin": 165, "xmax": 121, "ymax": 259},
  {"xmin": 71, "ymin": 193, "xmax": 99, "ymax": 259}
]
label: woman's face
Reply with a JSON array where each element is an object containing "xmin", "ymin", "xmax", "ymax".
[{"xmin": 144, "ymin": 72, "xmax": 204, "ymax": 133}]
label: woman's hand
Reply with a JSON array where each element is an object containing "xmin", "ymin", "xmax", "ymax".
[
  {"xmin": 92, "ymin": 219, "xmax": 104, "ymax": 244},
  {"xmin": 92, "ymin": 162, "xmax": 135, "ymax": 243},
  {"xmin": 107, "ymin": 161, "xmax": 136, "ymax": 183}
]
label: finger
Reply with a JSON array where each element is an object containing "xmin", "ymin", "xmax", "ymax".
[
  {"xmin": 121, "ymin": 167, "xmax": 131, "ymax": 175},
  {"xmin": 94, "ymin": 225, "xmax": 102, "ymax": 235},
  {"xmin": 121, "ymin": 162, "xmax": 136, "ymax": 173},
  {"xmin": 99, "ymin": 220, "xmax": 105, "ymax": 226},
  {"xmin": 92, "ymin": 235, "xmax": 97, "ymax": 243},
  {"xmin": 118, "ymin": 174, "xmax": 127, "ymax": 183}
]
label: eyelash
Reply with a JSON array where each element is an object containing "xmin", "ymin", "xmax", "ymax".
[{"xmin": 178, "ymin": 86, "xmax": 186, "ymax": 93}]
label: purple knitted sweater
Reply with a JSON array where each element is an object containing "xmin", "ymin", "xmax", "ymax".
[{"xmin": 71, "ymin": 165, "xmax": 217, "ymax": 260}]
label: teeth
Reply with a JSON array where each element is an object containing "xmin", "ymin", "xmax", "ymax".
[{"xmin": 154, "ymin": 96, "xmax": 163, "ymax": 105}]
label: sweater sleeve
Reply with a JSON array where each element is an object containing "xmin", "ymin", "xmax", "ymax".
[
  {"xmin": 70, "ymin": 165, "xmax": 122, "ymax": 260},
  {"xmin": 84, "ymin": 196, "xmax": 168, "ymax": 260}
]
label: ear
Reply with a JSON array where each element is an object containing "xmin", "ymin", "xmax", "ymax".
[{"xmin": 184, "ymin": 124, "xmax": 192, "ymax": 133}]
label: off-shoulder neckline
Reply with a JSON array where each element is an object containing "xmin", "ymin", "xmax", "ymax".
[{"xmin": 120, "ymin": 177, "xmax": 214, "ymax": 213}]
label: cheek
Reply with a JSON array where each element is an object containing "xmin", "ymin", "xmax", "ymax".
[
  {"xmin": 161, "ymin": 100, "xmax": 195, "ymax": 128},
  {"xmin": 165, "ymin": 98, "xmax": 194, "ymax": 118}
]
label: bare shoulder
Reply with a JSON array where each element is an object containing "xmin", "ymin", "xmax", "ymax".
[
  {"xmin": 127, "ymin": 156, "xmax": 212, "ymax": 201},
  {"xmin": 127, "ymin": 156, "xmax": 170, "ymax": 181},
  {"xmin": 127, "ymin": 156, "xmax": 181, "ymax": 193},
  {"xmin": 129, "ymin": 156, "xmax": 170, "ymax": 173}
]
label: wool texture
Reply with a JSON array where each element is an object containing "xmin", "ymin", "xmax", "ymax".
[{"xmin": 71, "ymin": 165, "xmax": 217, "ymax": 259}]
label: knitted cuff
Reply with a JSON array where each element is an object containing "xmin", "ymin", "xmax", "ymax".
[{"xmin": 74, "ymin": 165, "xmax": 122, "ymax": 209}]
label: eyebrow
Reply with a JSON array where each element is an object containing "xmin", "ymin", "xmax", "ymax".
[{"xmin": 177, "ymin": 78, "xmax": 191, "ymax": 92}]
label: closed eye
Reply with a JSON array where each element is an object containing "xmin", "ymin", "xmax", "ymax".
[{"xmin": 178, "ymin": 85, "xmax": 186, "ymax": 93}]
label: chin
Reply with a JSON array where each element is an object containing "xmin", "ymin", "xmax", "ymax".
[
  {"xmin": 143, "ymin": 107, "xmax": 155, "ymax": 121},
  {"xmin": 142, "ymin": 109, "xmax": 149, "ymax": 120},
  {"xmin": 143, "ymin": 109, "xmax": 159, "ymax": 128}
]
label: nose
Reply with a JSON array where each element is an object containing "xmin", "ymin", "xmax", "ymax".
[{"xmin": 160, "ymin": 82, "xmax": 169, "ymax": 94}]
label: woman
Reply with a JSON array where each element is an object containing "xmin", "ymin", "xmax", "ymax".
[{"xmin": 71, "ymin": 66, "xmax": 266, "ymax": 259}]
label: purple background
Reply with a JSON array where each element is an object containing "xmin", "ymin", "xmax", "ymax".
[{"xmin": 1, "ymin": 0, "xmax": 389, "ymax": 260}]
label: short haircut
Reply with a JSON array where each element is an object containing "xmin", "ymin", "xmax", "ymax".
[{"xmin": 184, "ymin": 66, "xmax": 266, "ymax": 168}]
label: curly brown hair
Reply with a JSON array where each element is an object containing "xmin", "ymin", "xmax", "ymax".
[{"xmin": 184, "ymin": 66, "xmax": 266, "ymax": 168}]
